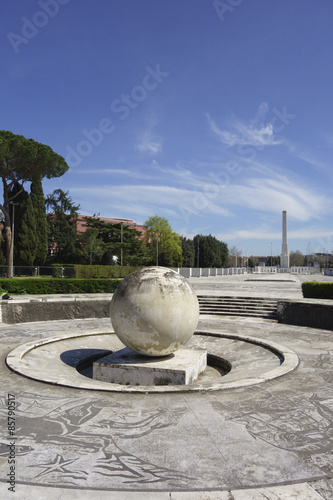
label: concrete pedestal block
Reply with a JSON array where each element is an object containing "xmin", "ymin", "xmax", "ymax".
[{"xmin": 93, "ymin": 348, "xmax": 207, "ymax": 386}]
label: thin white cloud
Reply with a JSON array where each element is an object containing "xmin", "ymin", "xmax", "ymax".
[
  {"xmin": 215, "ymin": 226, "xmax": 333, "ymax": 242},
  {"xmin": 215, "ymin": 229, "xmax": 280, "ymax": 241},
  {"xmin": 207, "ymin": 103, "xmax": 282, "ymax": 147},
  {"xmin": 76, "ymin": 168, "xmax": 132, "ymax": 175},
  {"xmin": 136, "ymin": 129, "xmax": 162, "ymax": 155},
  {"xmin": 71, "ymin": 184, "xmax": 231, "ymax": 221},
  {"xmin": 286, "ymin": 142, "xmax": 332, "ymax": 175},
  {"xmin": 154, "ymin": 164, "xmax": 208, "ymax": 189},
  {"xmin": 74, "ymin": 168, "xmax": 154, "ymax": 180},
  {"xmin": 220, "ymin": 177, "xmax": 331, "ymax": 221},
  {"xmin": 71, "ymin": 159, "xmax": 332, "ymax": 228},
  {"xmin": 236, "ymin": 122, "xmax": 278, "ymax": 146}
]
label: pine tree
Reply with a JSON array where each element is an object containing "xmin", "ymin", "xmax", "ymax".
[
  {"xmin": 46, "ymin": 189, "xmax": 80, "ymax": 263},
  {"xmin": 193, "ymin": 234, "xmax": 229, "ymax": 268},
  {"xmin": 30, "ymin": 177, "xmax": 48, "ymax": 265},
  {"xmin": 0, "ymin": 131, "xmax": 68, "ymax": 277},
  {"xmin": 15, "ymin": 191, "xmax": 37, "ymax": 266},
  {"xmin": 181, "ymin": 237, "xmax": 195, "ymax": 267},
  {"xmin": 8, "ymin": 183, "xmax": 29, "ymax": 266}
]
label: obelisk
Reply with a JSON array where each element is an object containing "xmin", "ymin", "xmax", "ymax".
[{"xmin": 281, "ymin": 210, "xmax": 289, "ymax": 268}]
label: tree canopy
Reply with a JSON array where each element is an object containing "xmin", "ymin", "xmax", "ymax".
[
  {"xmin": 290, "ymin": 250, "xmax": 305, "ymax": 267},
  {"xmin": 144, "ymin": 215, "xmax": 182, "ymax": 267},
  {"xmin": 46, "ymin": 189, "xmax": 80, "ymax": 263},
  {"xmin": 193, "ymin": 234, "xmax": 228, "ymax": 268},
  {"xmin": 16, "ymin": 191, "xmax": 37, "ymax": 266},
  {"xmin": 181, "ymin": 237, "xmax": 195, "ymax": 267},
  {"xmin": 0, "ymin": 131, "xmax": 68, "ymax": 183},
  {"xmin": 9, "ymin": 183, "xmax": 37, "ymax": 266},
  {"xmin": 30, "ymin": 176, "xmax": 48, "ymax": 265},
  {"xmin": 78, "ymin": 227, "xmax": 104, "ymax": 265}
]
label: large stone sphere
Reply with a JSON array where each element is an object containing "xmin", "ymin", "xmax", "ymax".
[{"xmin": 110, "ymin": 267, "xmax": 199, "ymax": 356}]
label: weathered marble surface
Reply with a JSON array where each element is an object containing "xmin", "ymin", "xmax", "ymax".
[{"xmin": 110, "ymin": 266, "xmax": 199, "ymax": 356}]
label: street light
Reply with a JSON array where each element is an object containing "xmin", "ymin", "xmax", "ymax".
[
  {"xmin": 9, "ymin": 202, "xmax": 18, "ymax": 279},
  {"xmin": 270, "ymin": 242, "xmax": 272, "ymax": 267},
  {"xmin": 120, "ymin": 222, "xmax": 123, "ymax": 266}
]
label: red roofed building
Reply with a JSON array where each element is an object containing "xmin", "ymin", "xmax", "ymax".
[{"xmin": 75, "ymin": 215, "xmax": 146, "ymax": 238}]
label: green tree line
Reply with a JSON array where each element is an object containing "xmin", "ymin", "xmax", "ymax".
[{"xmin": 182, "ymin": 235, "xmax": 228, "ymax": 268}]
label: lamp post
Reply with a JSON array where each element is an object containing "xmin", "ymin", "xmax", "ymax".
[
  {"xmin": 120, "ymin": 222, "xmax": 123, "ymax": 266},
  {"xmin": 9, "ymin": 202, "xmax": 18, "ymax": 279},
  {"xmin": 270, "ymin": 242, "xmax": 272, "ymax": 267}
]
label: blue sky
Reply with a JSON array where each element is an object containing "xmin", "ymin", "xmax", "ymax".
[{"xmin": 1, "ymin": 0, "xmax": 333, "ymax": 257}]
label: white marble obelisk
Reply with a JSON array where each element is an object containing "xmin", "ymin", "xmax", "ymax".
[{"xmin": 281, "ymin": 210, "xmax": 290, "ymax": 269}]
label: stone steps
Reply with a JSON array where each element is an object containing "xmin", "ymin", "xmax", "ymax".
[{"xmin": 197, "ymin": 295, "xmax": 278, "ymax": 319}]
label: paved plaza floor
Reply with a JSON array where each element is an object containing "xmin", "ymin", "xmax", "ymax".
[{"xmin": 0, "ymin": 273, "xmax": 332, "ymax": 499}]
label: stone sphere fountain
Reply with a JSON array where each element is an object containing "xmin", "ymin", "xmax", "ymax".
[
  {"xmin": 110, "ymin": 266, "xmax": 200, "ymax": 356},
  {"xmin": 93, "ymin": 266, "xmax": 206, "ymax": 386}
]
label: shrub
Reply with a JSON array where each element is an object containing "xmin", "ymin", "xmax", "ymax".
[
  {"xmin": 51, "ymin": 264, "xmax": 78, "ymax": 278},
  {"xmin": 302, "ymin": 282, "xmax": 333, "ymax": 299},
  {"xmin": 49, "ymin": 264, "xmax": 141, "ymax": 279},
  {"xmin": 0, "ymin": 278, "xmax": 121, "ymax": 295},
  {"xmin": 76, "ymin": 265, "xmax": 141, "ymax": 279}
]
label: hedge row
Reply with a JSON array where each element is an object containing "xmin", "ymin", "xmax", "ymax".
[
  {"xmin": 0, "ymin": 278, "xmax": 121, "ymax": 295},
  {"xmin": 51, "ymin": 265, "xmax": 77, "ymax": 278},
  {"xmin": 76, "ymin": 265, "xmax": 141, "ymax": 279},
  {"xmin": 302, "ymin": 282, "xmax": 333, "ymax": 299},
  {"xmin": 51, "ymin": 264, "xmax": 141, "ymax": 279}
]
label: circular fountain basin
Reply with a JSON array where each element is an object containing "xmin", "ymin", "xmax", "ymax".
[{"xmin": 6, "ymin": 330, "xmax": 299, "ymax": 393}]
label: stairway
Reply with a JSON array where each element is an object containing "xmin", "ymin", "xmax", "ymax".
[{"xmin": 197, "ymin": 295, "xmax": 278, "ymax": 319}]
